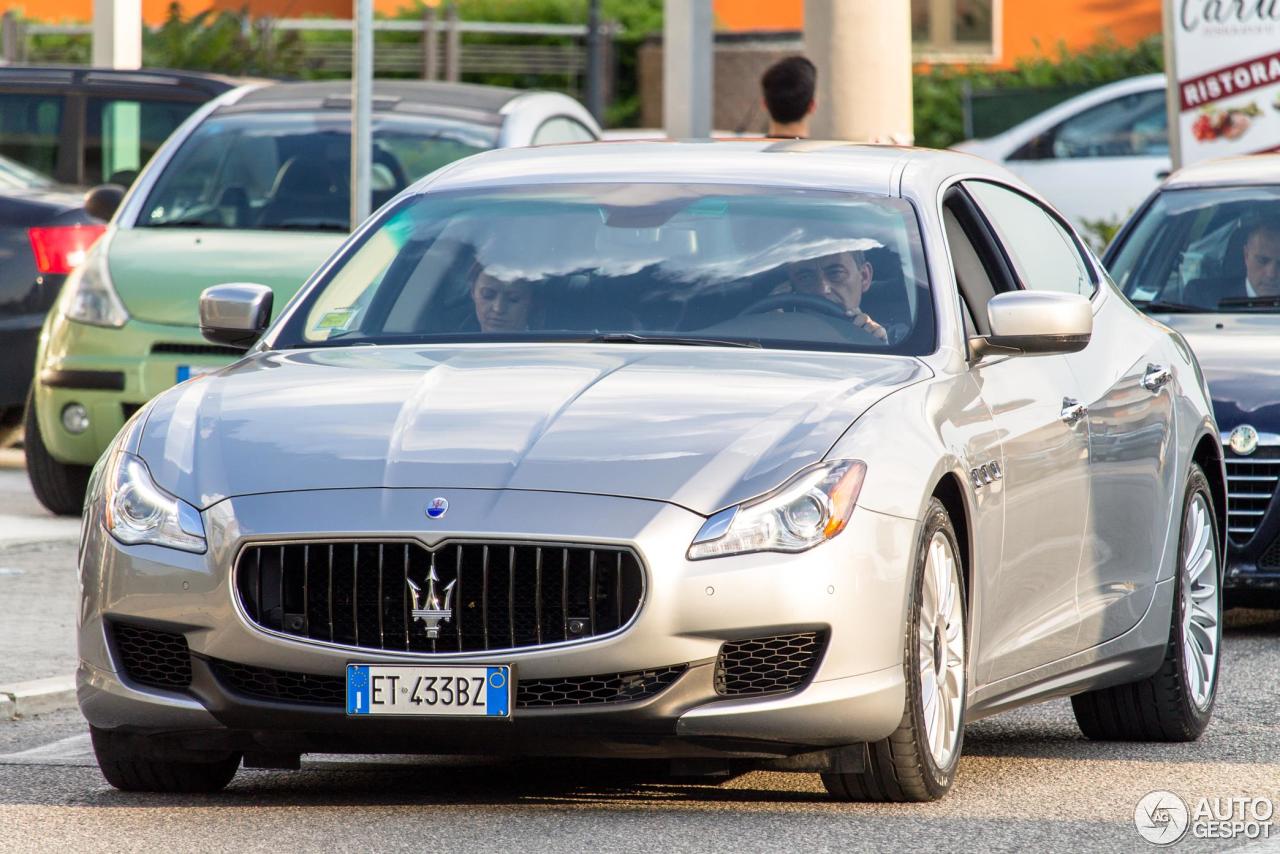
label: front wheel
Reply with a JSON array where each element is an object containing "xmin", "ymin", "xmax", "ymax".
[
  {"xmin": 91, "ymin": 727, "xmax": 241, "ymax": 793},
  {"xmin": 823, "ymin": 498, "xmax": 967, "ymax": 802},
  {"xmin": 1071, "ymin": 463, "xmax": 1221, "ymax": 741},
  {"xmin": 23, "ymin": 393, "xmax": 90, "ymax": 516}
]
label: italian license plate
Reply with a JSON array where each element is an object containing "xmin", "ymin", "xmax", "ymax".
[
  {"xmin": 176, "ymin": 365, "xmax": 218, "ymax": 383},
  {"xmin": 345, "ymin": 664, "xmax": 511, "ymax": 717}
]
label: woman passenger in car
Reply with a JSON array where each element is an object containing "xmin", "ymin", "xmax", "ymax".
[{"xmin": 468, "ymin": 265, "xmax": 539, "ymax": 333}]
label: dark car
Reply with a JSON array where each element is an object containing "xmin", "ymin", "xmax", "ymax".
[
  {"xmin": 0, "ymin": 154, "xmax": 101, "ymax": 427},
  {"xmin": 0, "ymin": 66, "xmax": 239, "ymax": 188},
  {"xmin": 0, "ymin": 66, "xmax": 238, "ymax": 428},
  {"xmin": 1105, "ymin": 153, "xmax": 1280, "ymax": 606}
]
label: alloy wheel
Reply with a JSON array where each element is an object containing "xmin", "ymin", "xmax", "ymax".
[
  {"xmin": 918, "ymin": 531, "xmax": 965, "ymax": 768},
  {"xmin": 1181, "ymin": 492, "xmax": 1220, "ymax": 711}
]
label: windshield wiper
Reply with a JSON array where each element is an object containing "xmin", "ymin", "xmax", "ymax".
[
  {"xmin": 1133, "ymin": 299, "xmax": 1211, "ymax": 314},
  {"xmin": 1219, "ymin": 295, "xmax": 1280, "ymax": 311},
  {"xmin": 587, "ymin": 332, "xmax": 761, "ymax": 349}
]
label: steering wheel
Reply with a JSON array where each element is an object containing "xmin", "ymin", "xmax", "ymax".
[{"xmin": 740, "ymin": 292, "xmax": 853, "ymax": 320}]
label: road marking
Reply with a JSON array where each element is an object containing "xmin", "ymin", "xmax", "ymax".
[{"xmin": 0, "ymin": 734, "xmax": 95, "ymax": 767}]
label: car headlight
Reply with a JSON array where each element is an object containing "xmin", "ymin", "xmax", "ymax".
[
  {"xmin": 104, "ymin": 452, "xmax": 206, "ymax": 553},
  {"xmin": 687, "ymin": 460, "xmax": 867, "ymax": 560},
  {"xmin": 62, "ymin": 239, "xmax": 128, "ymax": 328}
]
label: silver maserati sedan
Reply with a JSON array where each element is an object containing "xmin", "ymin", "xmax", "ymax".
[{"xmin": 78, "ymin": 141, "xmax": 1225, "ymax": 802}]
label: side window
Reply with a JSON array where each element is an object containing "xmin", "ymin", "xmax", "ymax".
[
  {"xmin": 85, "ymin": 98, "xmax": 199, "ymax": 186},
  {"xmin": 0, "ymin": 93, "xmax": 64, "ymax": 177},
  {"xmin": 965, "ymin": 181, "xmax": 1096, "ymax": 297},
  {"xmin": 1010, "ymin": 89, "xmax": 1168, "ymax": 161},
  {"xmin": 532, "ymin": 117, "xmax": 595, "ymax": 146}
]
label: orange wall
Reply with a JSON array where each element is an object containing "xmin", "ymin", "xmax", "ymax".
[{"xmin": 711, "ymin": 0, "xmax": 1163, "ymax": 69}]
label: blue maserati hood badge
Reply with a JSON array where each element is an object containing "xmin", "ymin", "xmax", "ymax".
[{"xmin": 426, "ymin": 497, "xmax": 449, "ymax": 519}]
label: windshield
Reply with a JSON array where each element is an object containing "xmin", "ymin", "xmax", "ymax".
[
  {"xmin": 272, "ymin": 183, "xmax": 935, "ymax": 355},
  {"xmin": 137, "ymin": 112, "xmax": 497, "ymax": 232},
  {"xmin": 0, "ymin": 153, "xmax": 53, "ymax": 190},
  {"xmin": 1109, "ymin": 186, "xmax": 1280, "ymax": 312}
]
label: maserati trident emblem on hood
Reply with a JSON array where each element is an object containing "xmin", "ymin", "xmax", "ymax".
[
  {"xmin": 1230, "ymin": 424, "xmax": 1259, "ymax": 456},
  {"xmin": 425, "ymin": 497, "xmax": 449, "ymax": 519},
  {"xmin": 408, "ymin": 567, "xmax": 457, "ymax": 638}
]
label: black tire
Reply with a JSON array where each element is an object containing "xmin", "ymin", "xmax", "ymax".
[
  {"xmin": 823, "ymin": 498, "xmax": 967, "ymax": 802},
  {"xmin": 1071, "ymin": 463, "xmax": 1220, "ymax": 741},
  {"xmin": 91, "ymin": 727, "xmax": 241, "ymax": 793},
  {"xmin": 23, "ymin": 393, "xmax": 90, "ymax": 516}
]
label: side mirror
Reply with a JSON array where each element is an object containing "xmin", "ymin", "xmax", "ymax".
[
  {"xmin": 199, "ymin": 283, "xmax": 274, "ymax": 350},
  {"xmin": 83, "ymin": 184, "xmax": 126, "ymax": 222},
  {"xmin": 970, "ymin": 291, "xmax": 1092, "ymax": 358}
]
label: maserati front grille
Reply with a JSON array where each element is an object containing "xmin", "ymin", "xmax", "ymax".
[{"xmin": 236, "ymin": 541, "xmax": 645, "ymax": 654}]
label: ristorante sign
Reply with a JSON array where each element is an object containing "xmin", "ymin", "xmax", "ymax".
[{"xmin": 1165, "ymin": 0, "xmax": 1280, "ymax": 167}]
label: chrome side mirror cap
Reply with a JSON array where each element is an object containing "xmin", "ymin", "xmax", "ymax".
[
  {"xmin": 971, "ymin": 290, "xmax": 1092, "ymax": 358},
  {"xmin": 199, "ymin": 283, "xmax": 274, "ymax": 350}
]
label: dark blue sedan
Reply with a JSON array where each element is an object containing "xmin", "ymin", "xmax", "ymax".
[{"xmin": 1106, "ymin": 153, "xmax": 1280, "ymax": 605}]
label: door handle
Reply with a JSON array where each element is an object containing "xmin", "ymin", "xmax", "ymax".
[
  {"xmin": 1061, "ymin": 397, "xmax": 1088, "ymax": 426},
  {"xmin": 1142, "ymin": 363, "xmax": 1172, "ymax": 393}
]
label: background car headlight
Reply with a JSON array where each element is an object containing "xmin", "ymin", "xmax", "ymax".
[
  {"xmin": 104, "ymin": 453, "xmax": 206, "ymax": 553},
  {"xmin": 687, "ymin": 459, "xmax": 867, "ymax": 559},
  {"xmin": 62, "ymin": 239, "xmax": 129, "ymax": 328}
]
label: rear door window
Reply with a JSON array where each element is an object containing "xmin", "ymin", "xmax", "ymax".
[
  {"xmin": 85, "ymin": 98, "xmax": 200, "ymax": 186},
  {"xmin": 0, "ymin": 92, "xmax": 65, "ymax": 178}
]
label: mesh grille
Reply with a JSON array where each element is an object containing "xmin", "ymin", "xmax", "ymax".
[
  {"xmin": 111, "ymin": 623, "xmax": 192, "ymax": 689},
  {"xmin": 1225, "ymin": 446, "xmax": 1280, "ymax": 543},
  {"xmin": 1259, "ymin": 537, "xmax": 1280, "ymax": 571},
  {"xmin": 214, "ymin": 660, "xmax": 346, "ymax": 706},
  {"xmin": 209, "ymin": 659, "xmax": 684, "ymax": 709},
  {"xmin": 236, "ymin": 541, "xmax": 644, "ymax": 654},
  {"xmin": 714, "ymin": 632, "xmax": 824, "ymax": 697}
]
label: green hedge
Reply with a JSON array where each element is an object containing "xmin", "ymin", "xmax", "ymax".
[{"xmin": 914, "ymin": 36, "xmax": 1165, "ymax": 149}]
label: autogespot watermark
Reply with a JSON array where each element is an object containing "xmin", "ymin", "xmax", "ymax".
[{"xmin": 1134, "ymin": 790, "xmax": 1275, "ymax": 845}]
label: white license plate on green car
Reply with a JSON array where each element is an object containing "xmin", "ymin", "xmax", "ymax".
[{"xmin": 345, "ymin": 664, "xmax": 511, "ymax": 717}]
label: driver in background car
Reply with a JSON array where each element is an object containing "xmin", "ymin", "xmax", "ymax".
[
  {"xmin": 786, "ymin": 249, "xmax": 889, "ymax": 342},
  {"xmin": 1191, "ymin": 217, "xmax": 1280, "ymax": 306}
]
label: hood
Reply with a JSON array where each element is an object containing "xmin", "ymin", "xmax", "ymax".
[
  {"xmin": 137, "ymin": 344, "xmax": 929, "ymax": 515},
  {"xmin": 107, "ymin": 228, "xmax": 345, "ymax": 326},
  {"xmin": 1160, "ymin": 312, "xmax": 1280, "ymax": 433}
]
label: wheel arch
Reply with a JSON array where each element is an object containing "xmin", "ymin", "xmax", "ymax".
[
  {"xmin": 1191, "ymin": 430, "xmax": 1227, "ymax": 552},
  {"xmin": 930, "ymin": 472, "xmax": 973, "ymax": 615}
]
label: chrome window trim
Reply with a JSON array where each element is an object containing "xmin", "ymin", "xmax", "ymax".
[{"xmin": 227, "ymin": 535, "xmax": 649, "ymax": 660}]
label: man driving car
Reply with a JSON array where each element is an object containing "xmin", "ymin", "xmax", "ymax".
[{"xmin": 786, "ymin": 249, "xmax": 889, "ymax": 342}]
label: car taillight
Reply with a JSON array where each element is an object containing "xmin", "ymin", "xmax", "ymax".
[{"xmin": 28, "ymin": 224, "xmax": 107, "ymax": 275}]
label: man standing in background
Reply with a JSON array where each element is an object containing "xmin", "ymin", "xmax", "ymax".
[{"xmin": 761, "ymin": 56, "xmax": 817, "ymax": 139}]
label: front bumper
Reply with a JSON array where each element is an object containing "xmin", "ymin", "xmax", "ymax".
[
  {"xmin": 33, "ymin": 311, "xmax": 240, "ymax": 465},
  {"xmin": 78, "ymin": 487, "xmax": 916, "ymax": 758}
]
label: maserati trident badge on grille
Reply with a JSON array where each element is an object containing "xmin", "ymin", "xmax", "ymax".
[
  {"xmin": 408, "ymin": 568, "xmax": 457, "ymax": 638},
  {"xmin": 426, "ymin": 497, "xmax": 449, "ymax": 519},
  {"xmin": 1230, "ymin": 424, "xmax": 1259, "ymax": 456}
]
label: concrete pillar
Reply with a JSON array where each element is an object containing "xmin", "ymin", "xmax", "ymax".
[
  {"xmin": 662, "ymin": 0, "xmax": 712, "ymax": 139},
  {"xmin": 804, "ymin": 0, "xmax": 913, "ymax": 144},
  {"xmin": 92, "ymin": 0, "xmax": 142, "ymax": 69},
  {"xmin": 351, "ymin": 0, "xmax": 373, "ymax": 229}
]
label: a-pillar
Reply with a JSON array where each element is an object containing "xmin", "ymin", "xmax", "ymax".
[
  {"xmin": 92, "ymin": 0, "xmax": 141, "ymax": 69},
  {"xmin": 804, "ymin": 0, "xmax": 914, "ymax": 144}
]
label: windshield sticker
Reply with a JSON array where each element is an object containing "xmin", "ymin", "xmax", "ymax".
[{"xmin": 315, "ymin": 307, "xmax": 357, "ymax": 332}]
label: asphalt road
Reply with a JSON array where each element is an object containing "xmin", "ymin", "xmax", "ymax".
[{"xmin": 2, "ymin": 463, "xmax": 1279, "ymax": 853}]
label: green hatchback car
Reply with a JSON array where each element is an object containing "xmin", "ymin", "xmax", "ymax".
[{"xmin": 26, "ymin": 79, "xmax": 600, "ymax": 513}]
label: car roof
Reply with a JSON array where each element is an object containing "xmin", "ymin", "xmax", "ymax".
[
  {"xmin": 222, "ymin": 80, "xmax": 529, "ymax": 126},
  {"xmin": 419, "ymin": 139, "xmax": 1007, "ymax": 197},
  {"xmin": 0, "ymin": 65, "xmax": 242, "ymax": 96},
  {"xmin": 1162, "ymin": 154, "xmax": 1280, "ymax": 189}
]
